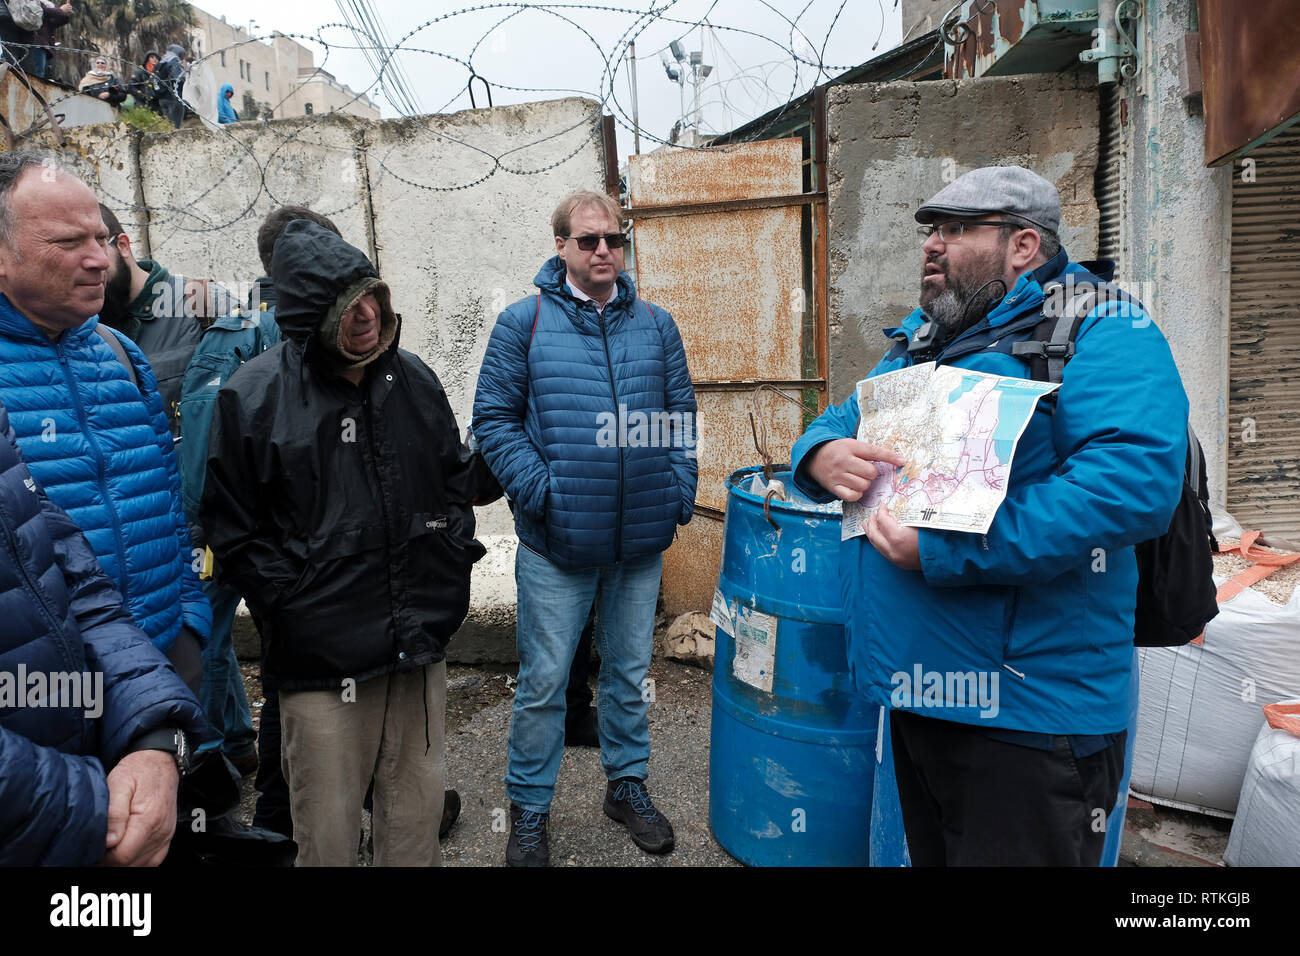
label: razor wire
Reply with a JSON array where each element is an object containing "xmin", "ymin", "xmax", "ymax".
[{"xmin": 2, "ymin": 0, "xmax": 906, "ymax": 240}]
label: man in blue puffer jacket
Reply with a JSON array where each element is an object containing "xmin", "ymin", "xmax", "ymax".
[
  {"xmin": 791, "ymin": 167, "xmax": 1189, "ymax": 866},
  {"xmin": 0, "ymin": 397, "xmax": 210, "ymax": 866},
  {"xmin": 0, "ymin": 153, "xmax": 210, "ymax": 691},
  {"xmin": 473, "ymin": 190, "xmax": 697, "ymax": 866}
]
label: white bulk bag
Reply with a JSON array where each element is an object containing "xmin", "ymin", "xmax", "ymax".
[
  {"xmin": 1224, "ymin": 702, "xmax": 1300, "ymax": 866},
  {"xmin": 1130, "ymin": 585, "xmax": 1300, "ymax": 817}
]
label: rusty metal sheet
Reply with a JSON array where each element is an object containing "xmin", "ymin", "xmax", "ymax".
[
  {"xmin": 627, "ymin": 138, "xmax": 802, "ymax": 207},
  {"xmin": 1201, "ymin": 0, "xmax": 1300, "ymax": 167},
  {"xmin": 693, "ymin": 388, "xmax": 807, "ymax": 514},
  {"xmin": 661, "ymin": 515, "xmax": 725, "ymax": 617},
  {"xmin": 663, "ymin": 389, "xmax": 807, "ymax": 614},
  {"xmin": 628, "ymin": 138, "xmax": 811, "ymax": 614},
  {"xmin": 0, "ymin": 70, "xmax": 68, "ymax": 146},
  {"xmin": 633, "ymin": 205, "xmax": 804, "ymax": 381}
]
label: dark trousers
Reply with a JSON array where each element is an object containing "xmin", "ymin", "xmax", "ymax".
[
  {"xmin": 165, "ymin": 627, "xmax": 203, "ymax": 697},
  {"xmin": 889, "ymin": 709, "xmax": 1124, "ymax": 866},
  {"xmin": 252, "ymin": 682, "xmax": 293, "ymax": 838}
]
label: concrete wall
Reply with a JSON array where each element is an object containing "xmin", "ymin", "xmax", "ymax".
[
  {"xmin": 825, "ymin": 73, "xmax": 1100, "ymax": 398},
  {"xmin": 54, "ymin": 96, "xmax": 606, "ymax": 661},
  {"xmin": 1122, "ymin": 0, "xmax": 1232, "ymax": 502}
]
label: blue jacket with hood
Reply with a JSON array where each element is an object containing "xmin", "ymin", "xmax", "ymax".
[
  {"xmin": 0, "ymin": 398, "xmax": 210, "ymax": 866},
  {"xmin": 473, "ymin": 256, "xmax": 697, "ymax": 570},
  {"xmin": 790, "ymin": 251, "xmax": 1189, "ymax": 734},
  {"xmin": 217, "ymin": 83, "xmax": 238, "ymax": 123},
  {"xmin": 0, "ymin": 295, "xmax": 211, "ymax": 652}
]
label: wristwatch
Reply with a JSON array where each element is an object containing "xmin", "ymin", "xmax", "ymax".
[{"xmin": 128, "ymin": 726, "xmax": 191, "ymax": 774}]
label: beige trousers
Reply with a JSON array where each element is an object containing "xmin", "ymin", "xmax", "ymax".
[{"xmin": 280, "ymin": 661, "xmax": 446, "ymax": 867}]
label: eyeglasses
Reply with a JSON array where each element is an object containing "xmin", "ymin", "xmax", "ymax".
[
  {"xmin": 916, "ymin": 220, "xmax": 1022, "ymax": 243},
  {"xmin": 562, "ymin": 233, "xmax": 629, "ymax": 251}
]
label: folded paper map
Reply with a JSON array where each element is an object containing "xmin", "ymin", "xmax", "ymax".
[{"xmin": 842, "ymin": 362, "xmax": 1059, "ymax": 538}]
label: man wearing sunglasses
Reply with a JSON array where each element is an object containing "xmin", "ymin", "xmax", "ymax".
[
  {"xmin": 474, "ymin": 190, "xmax": 697, "ymax": 866},
  {"xmin": 790, "ymin": 166, "xmax": 1189, "ymax": 865}
]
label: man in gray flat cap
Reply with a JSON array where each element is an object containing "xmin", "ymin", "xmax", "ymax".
[{"xmin": 790, "ymin": 165, "xmax": 1190, "ymax": 865}]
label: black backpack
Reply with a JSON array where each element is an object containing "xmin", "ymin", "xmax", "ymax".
[{"xmin": 1011, "ymin": 279, "xmax": 1220, "ymax": 647}]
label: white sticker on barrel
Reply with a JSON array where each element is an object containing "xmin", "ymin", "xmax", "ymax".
[
  {"xmin": 732, "ymin": 606, "xmax": 777, "ymax": 693},
  {"xmin": 709, "ymin": 587, "xmax": 735, "ymax": 638}
]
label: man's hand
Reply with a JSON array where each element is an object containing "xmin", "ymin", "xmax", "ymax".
[
  {"xmin": 806, "ymin": 438, "xmax": 907, "ymax": 502},
  {"xmin": 102, "ymin": 750, "xmax": 179, "ymax": 867},
  {"xmin": 867, "ymin": 506, "xmax": 921, "ymax": 571}
]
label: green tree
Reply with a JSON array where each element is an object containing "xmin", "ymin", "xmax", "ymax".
[{"xmin": 62, "ymin": 0, "xmax": 196, "ymax": 80}]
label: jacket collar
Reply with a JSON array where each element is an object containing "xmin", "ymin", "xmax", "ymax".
[
  {"xmin": 127, "ymin": 259, "xmax": 171, "ymax": 325},
  {"xmin": 534, "ymin": 255, "xmax": 637, "ymax": 331},
  {"xmin": 979, "ymin": 248, "xmax": 1070, "ymax": 329},
  {"xmin": 0, "ymin": 292, "xmax": 100, "ymax": 346}
]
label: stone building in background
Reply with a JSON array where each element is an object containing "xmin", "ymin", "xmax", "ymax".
[{"xmin": 187, "ymin": 7, "xmax": 379, "ymax": 120}]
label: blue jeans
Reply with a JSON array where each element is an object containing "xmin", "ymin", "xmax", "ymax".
[
  {"xmin": 23, "ymin": 47, "xmax": 45, "ymax": 78},
  {"xmin": 506, "ymin": 545, "xmax": 663, "ymax": 812},
  {"xmin": 197, "ymin": 579, "xmax": 256, "ymax": 754}
]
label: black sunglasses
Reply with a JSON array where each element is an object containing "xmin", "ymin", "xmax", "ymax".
[{"xmin": 562, "ymin": 232, "xmax": 628, "ymax": 251}]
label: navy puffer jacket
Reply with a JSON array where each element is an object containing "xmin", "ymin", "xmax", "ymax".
[
  {"xmin": 473, "ymin": 257, "xmax": 697, "ymax": 569},
  {"xmin": 0, "ymin": 399, "xmax": 209, "ymax": 866},
  {"xmin": 0, "ymin": 295, "xmax": 211, "ymax": 652}
]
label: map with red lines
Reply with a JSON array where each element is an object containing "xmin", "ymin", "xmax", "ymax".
[{"xmin": 842, "ymin": 362, "xmax": 1058, "ymax": 537}]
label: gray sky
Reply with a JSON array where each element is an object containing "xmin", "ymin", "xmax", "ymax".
[{"xmin": 197, "ymin": 1, "xmax": 904, "ymax": 160}]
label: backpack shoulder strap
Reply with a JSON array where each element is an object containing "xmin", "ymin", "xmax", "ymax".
[
  {"xmin": 94, "ymin": 323, "xmax": 141, "ymax": 390},
  {"xmin": 529, "ymin": 293, "xmax": 540, "ymax": 347},
  {"xmin": 1010, "ymin": 286, "xmax": 1097, "ymax": 384}
]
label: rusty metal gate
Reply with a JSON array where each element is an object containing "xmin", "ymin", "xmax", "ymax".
[
  {"xmin": 626, "ymin": 136, "xmax": 829, "ymax": 614},
  {"xmin": 1228, "ymin": 125, "xmax": 1300, "ymax": 540}
]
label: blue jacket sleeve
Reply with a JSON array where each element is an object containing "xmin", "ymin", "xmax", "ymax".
[
  {"xmin": 791, "ymin": 390, "xmax": 862, "ymax": 503},
  {"xmin": 655, "ymin": 305, "xmax": 698, "ymax": 524},
  {"xmin": 0, "ymin": 418, "xmax": 114, "ymax": 865},
  {"xmin": 472, "ymin": 302, "xmax": 550, "ymax": 520},
  {"xmin": 0, "ymin": 726, "xmax": 110, "ymax": 866},
  {"xmin": 917, "ymin": 303, "xmax": 1190, "ymax": 587},
  {"xmin": 127, "ymin": 339, "xmax": 211, "ymax": 642},
  {"xmin": 36, "ymin": 462, "xmax": 214, "ymax": 762}
]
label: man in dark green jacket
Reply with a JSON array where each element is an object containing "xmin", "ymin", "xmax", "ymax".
[{"xmin": 99, "ymin": 204, "xmax": 230, "ymax": 435}]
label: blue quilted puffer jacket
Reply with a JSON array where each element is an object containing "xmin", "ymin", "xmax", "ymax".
[
  {"xmin": 0, "ymin": 295, "xmax": 211, "ymax": 652},
  {"xmin": 0, "ymin": 398, "xmax": 210, "ymax": 865},
  {"xmin": 473, "ymin": 257, "xmax": 697, "ymax": 570}
]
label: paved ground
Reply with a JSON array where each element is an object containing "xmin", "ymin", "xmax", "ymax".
[
  {"xmin": 234, "ymin": 657, "xmax": 1232, "ymax": 868},
  {"xmin": 440, "ymin": 658, "xmax": 736, "ymax": 867},
  {"xmin": 1120, "ymin": 800, "xmax": 1230, "ymax": 867},
  {"xmin": 235, "ymin": 657, "xmax": 739, "ymax": 867}
]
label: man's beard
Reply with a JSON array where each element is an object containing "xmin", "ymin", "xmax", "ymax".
[
  {"xmin": 98, "ymin": 253, "xmax": 134, "ymax": 332},
  {"xmin": 920, "ymin": 245, "xmax": 1009, "ymax": 336}
]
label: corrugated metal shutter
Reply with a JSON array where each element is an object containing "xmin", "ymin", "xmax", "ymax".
[
  {"xmin": 1228, "ymin": 126, "xmax": 1300, "ymax": 539},
  {"xmin": 1096, "ymin": 84, "xmax": 1127, "ymax": 261}
]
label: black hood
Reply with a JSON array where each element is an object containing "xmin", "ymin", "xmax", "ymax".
[
  {"xmin": 248, "ymin": 276, "xmax": 277, "ymax": 312},
  {"xmin": 271, "ymin": 220, "xmax": 378, "ymax": 342}
]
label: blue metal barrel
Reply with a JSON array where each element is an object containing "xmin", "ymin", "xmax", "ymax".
[{"xmin": 709, "ymin": 465, "xmax": 878, "ymax": 866}]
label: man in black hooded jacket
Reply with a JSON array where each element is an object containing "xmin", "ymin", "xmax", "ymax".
[{"xmin": 201, "ymin": 221, "xmax": 492, "ymax": 866}]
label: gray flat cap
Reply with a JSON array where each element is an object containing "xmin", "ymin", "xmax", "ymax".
[{"xmin": 915, "ymin": 165, "xmax": 1061, "ymax": 235}]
